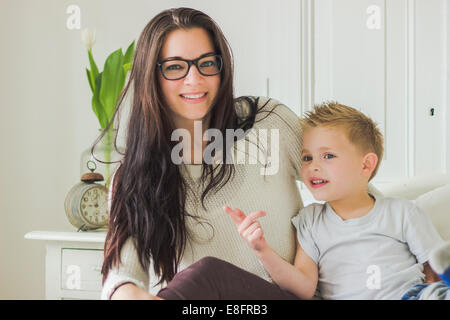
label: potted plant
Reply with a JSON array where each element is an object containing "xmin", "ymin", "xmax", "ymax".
[{"xmin": 81, "ymin": 29, "xmax": 135, "ymax": 187}]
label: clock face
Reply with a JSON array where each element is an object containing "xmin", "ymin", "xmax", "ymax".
[{"xmin": 80, "ymin": 186, "xmax": 108, "ymax": 226}]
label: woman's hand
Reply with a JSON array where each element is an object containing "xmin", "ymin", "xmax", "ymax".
[{"xmin": 224, "ymin": 206, "xmax": 268, "ymax": 252}]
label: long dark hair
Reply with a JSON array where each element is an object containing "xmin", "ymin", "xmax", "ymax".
[{"xmin": 100, "ymin": 8, "xmax": 260, "ymax": 286}]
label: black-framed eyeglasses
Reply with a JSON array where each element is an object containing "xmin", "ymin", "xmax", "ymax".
[{"xmin": 157, "ymin": 54, "xmax": 223, "ymax": 80}]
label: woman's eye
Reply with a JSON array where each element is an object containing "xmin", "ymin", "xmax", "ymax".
[
  {"xmin": 323, "ymin": 153, "xmax": 335, "ymax": 159},
  {"xmin": 166, "ymin": 64, "xmax": 183, "ymax": 71},
  {"xmin": 200, "ymin": 60, "xmax": 215, "ymax": 67},
  {"xmin": 302, "ymin": 155, "xmax": 312, "ymax": 162},
  {"xmin": 163, "ymin": 61, "xmax": 188, "ymax": 72}
]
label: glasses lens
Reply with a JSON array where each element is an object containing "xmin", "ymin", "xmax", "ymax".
[
  {"xmin": 198, "ymin": 55, "xmax": 222, "ymax": 76},
  {"xmin": 161, "ymin": 60, "xmax": 189, "ymax": 80}
]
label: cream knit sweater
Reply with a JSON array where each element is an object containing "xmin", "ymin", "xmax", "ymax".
[{"xmin": 101, "ymin": 97, "xmax": 304, "ymax": 299}]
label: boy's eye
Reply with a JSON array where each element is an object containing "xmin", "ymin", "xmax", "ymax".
[
  {"xmin": 302, "ymin": 155, "xmax": 312, "ymax": 162},
  {"xmin": 323, "ymin": 153, "xmax": 335, "ymax": 159}
]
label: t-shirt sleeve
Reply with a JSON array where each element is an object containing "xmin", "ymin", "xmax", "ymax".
[
  {"xmin": 291, "ymin": 207, "xmax": 319, "ymax": 263},
  {"xmin": 403, "ymin": 203, "xmax": 445, "ymax": 264}
]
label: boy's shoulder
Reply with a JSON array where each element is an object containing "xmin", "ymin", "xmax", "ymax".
[
  {"xmin": 300, "ymin": 197, "xmax": 417, "ymax": 211},
  {"xmin": 376, "ymin": 196, "xmax": 419, "ymax": 213},
  {"xmin": 301, "ymin": 202, "xmax": 328, "ymax": 212},
  {"xmin": 295, "ymin": 197, "xmax": 423, "ymax": 225},
  {"xmin": 373, "ymin": 196, "xmax": 428, "ymax": 224},
  {"xmin": 298, "ymin": 197, "xmax": 420, "ymax": 220},
  {"xmin": 293, "ymin": 202, "xmax": 327, "ymax": 225}
]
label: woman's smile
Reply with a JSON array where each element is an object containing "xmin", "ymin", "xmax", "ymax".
[
  {"xmin": 179, "ymin": 91, "xmax": 208, "ymax": 103},
  {"xmin": 159, "ymin": 27, "xmax": 220, "ymax": 126}
]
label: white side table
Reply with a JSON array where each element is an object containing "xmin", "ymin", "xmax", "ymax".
[{"xmin": 25, "ymin": 230, "xmax": 106, "ymax": 300}]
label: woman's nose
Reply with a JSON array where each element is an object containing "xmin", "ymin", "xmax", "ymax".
[{"xmin": 184, "ymin": 65, "xmax": 203, "ymax": 85}]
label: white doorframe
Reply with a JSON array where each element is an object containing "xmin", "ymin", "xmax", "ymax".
[
  {"xmin": 445, "ymin": 0, "xmax": 450, "ymax": 173},
  {"xmin": 301, "ymin": 0, "xmax": 315, "ymax": 115}
]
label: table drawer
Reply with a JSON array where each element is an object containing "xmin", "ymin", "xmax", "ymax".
[{"xmin": 61, "ymin": 249, "xmax": 103, "ymax": 292}]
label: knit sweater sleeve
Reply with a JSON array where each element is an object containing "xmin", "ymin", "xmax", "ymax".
[{"xmin": 100, "ymin": 237, "xmax": 149, "ymax": 300}]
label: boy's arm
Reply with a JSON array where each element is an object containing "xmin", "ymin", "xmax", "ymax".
[
  {"xmin": 256, "ymin": 238, "xmax": 318, "ymax": 300},
  {"xmin": 402, "ymin": 203, "xmax": 445, "ymax": 282},
  {"xmin": 224, "ymin": 206, "xmax": 318, "ymax": 299}
]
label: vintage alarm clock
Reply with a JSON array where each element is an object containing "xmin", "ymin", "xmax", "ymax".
[{"xmin": 64, "ymin": 164, "xmax": 109, "ymax": 231}]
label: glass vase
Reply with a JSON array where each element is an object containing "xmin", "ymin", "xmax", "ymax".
[{"xmin": 80, "ymin": 128, "xmax": 124, "ymax": 189}]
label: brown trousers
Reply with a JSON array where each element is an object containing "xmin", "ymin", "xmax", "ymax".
[{"xmin": 157, "ymin": 256, "xmax": 299, "ymax": 300}]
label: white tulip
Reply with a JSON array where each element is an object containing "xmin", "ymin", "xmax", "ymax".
[{"xmin": 81, "ymin": 28, "xmax": 96, "ymax": 50}]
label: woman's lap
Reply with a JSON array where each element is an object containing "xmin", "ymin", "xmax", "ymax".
[{"xmin": 157, "ymin": 256, "xmax": 299, "ymax": 300}]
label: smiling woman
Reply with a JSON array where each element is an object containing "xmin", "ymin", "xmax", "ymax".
[
  {"xmin": 100, "ymin": 8, "xmax": 240, "ymax": 297},
  {"xmin": 100, "ymin": 7, "xmax": 305, "ymax": 300},
  {"xmin": 158, "ymin": 27, "xmax": 221, "ymax": 132}
]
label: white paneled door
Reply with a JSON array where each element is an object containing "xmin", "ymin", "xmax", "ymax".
[
  {"xmin": 312, "ymin": 0, "xmax": 448, "ymax": 182},
  {"xmin": 178, "ymin": 0, "xmax": 447, "ymax": 182},
  {"xmin": 224, "ymin": 0, "xmax": 302, "ymax": 115}
]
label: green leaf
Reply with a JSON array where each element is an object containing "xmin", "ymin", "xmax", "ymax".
[
  {"xmin": 86, "ymin": 68, "xmax": 95, "ymax": 94},
  {"xmin": 92, "ymin": 73, "xmax": 108, "ymax": 128},
  {"xmin": 99, "ymin": 49, "xmax": 125, "ymax": 123},
  {"xmin": 124, "ymin": 40, "xmax": 135, "ymax": 66},
  {"xmin": 92, "ymin": 95, "xmax": 108, "ymax": 129},
  {"xmin": 88, "ymin": 49, "xmax": 99, "ymax": 80},
  {"xmin": 123, "ymin": 62, "xmax": 132, "ymax": 73}
]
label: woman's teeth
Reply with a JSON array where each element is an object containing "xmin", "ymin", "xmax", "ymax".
[
  {"xmin": 180, "ymin": 93, "xmax": 206, "ymax": 99},
  {"xmin": 312, "ymin": 180, "xmax": 328, "ymax": 185}
]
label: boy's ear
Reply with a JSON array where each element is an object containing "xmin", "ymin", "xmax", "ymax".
[{"xmin": 362, "ymin": 152, "xmax": 378, "ymax": 178}]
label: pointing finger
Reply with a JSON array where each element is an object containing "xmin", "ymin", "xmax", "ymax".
[{"xmin": 223, "ymin": 206, "xmax": 246, "ymax": 224}]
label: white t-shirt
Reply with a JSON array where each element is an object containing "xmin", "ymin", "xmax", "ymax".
[{"xmin": 291, "ymin": 195, "xmax": 444, "ymax": 300}]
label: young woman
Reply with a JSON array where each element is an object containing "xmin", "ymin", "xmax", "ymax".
[{"xmin": 100, "ymin": 7, "xmax": 304, "ymax": 300}]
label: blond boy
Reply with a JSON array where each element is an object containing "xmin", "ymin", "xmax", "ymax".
[{"xmin": 225, "ymin": 102, "xmax": 447, "ymax": 299}]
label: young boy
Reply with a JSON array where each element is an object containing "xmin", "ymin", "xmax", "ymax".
[
  {"xmin": 224, "ymin": 102, "xmax": 448, "ymax": 300},
  {"xmin": 157, "ymin": 102, "xmax": 449, "ymax": 300}
]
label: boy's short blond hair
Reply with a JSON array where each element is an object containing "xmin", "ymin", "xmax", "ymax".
[{"xmin": 300, "ymin": 102, "xmax": 384, "ymax": 181}]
